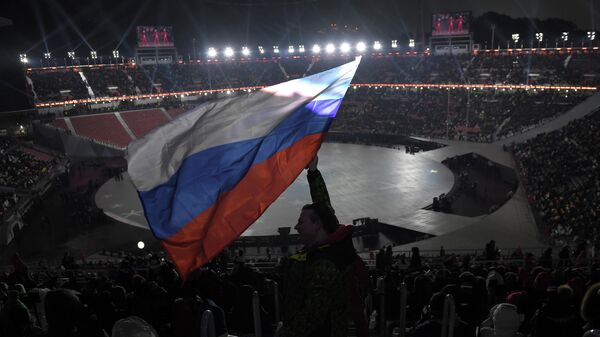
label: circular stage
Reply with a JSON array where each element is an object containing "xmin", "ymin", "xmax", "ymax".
[{"xmin": 95, "ymin": 143, "xmax": 454, "ymax": 236}]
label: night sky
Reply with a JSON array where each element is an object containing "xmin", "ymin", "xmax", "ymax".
[{"xmin": 1, "ymin": 0, "xmax": 598, "ymax": 58}]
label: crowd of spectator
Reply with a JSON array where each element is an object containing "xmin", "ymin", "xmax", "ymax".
[
  {"xmin": 3, "ymin": 243, "xmax": 600, "ymax": 337},
  {"xmin": 27, "ymin": 51, "xmax": 600, "ymax": 103},
  {"xmin": 513, "ymin": 109, "xmax": 600, "ymax": 248},
  {"xmin": 332, "ymin": 86, "xmax": 590, "ymax": 142},
  {"xmin": 0, "ymin": 139, "xmax": 54, "ymax": 190}
]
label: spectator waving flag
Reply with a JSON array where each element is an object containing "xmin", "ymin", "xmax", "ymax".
[{"xmin": 127, "ymin": 57, "xmax": 361, "ymax": 279}]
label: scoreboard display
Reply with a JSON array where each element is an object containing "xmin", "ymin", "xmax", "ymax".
[
  {"xmin": 137, "ymin": 26, "xmax": 174, "ymax": 47},
  {"xmin": 432, "ymin": 12, "xmax": 471, "ymax": 36}
]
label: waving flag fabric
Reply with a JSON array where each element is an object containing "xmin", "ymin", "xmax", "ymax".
[{"xmin": 126, "ymin": 57, "xmax": 361, "ymax": 279}]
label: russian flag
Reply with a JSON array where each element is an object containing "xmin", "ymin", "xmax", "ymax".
[{"xmin": 126, "ymin": 57, "xmax": 361, "ymax": 279}]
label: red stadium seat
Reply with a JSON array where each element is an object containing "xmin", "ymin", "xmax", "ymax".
[
  {"xmin": 120, "ymin": 109, "xmax": 169, "ymax": 138},
  {"xmin": 70, "ymin": 113, "xmax": 132, "ymax": 148}
]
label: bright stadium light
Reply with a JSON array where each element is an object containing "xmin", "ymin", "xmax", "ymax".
[
  {"xmin": 512, "ymin": 33, "xmax": 520, "ymax": 42},
  {"xmin": 588, "ymin": 31, "xmax": 596, "ymax": 40},
  {"xmin": 391, "ymin": 39, "xmax": 398, "ymax": 48},
  {"xmin": 68, "ymin": 51, "xmax": 75, "ymax": 59},
  {"xmin": 340, "ymin": 42, "xmax": 351, "ymax": 53},
  {"xmin": 536, "ymin": 32, "xmax": 543, "ymax": 42},
  {"xmin": 409, "ymin": 39, "xmax": 415, "ymax": 48},
  {"xmin": 288, "ymin": 45, "xmax": 295, "ymax": 54},
  {"xmin": 224, "ymin": 47, "xmax": 234, "ymax": 58},
  {"xmin": 241, "ymin": 46, "xmax": 250, "ymax": 56},
  {"xmin": 112, "ymin": 50, "xmax": 119, "ymax": 58},
  {"xmin": 207, "ymin": 47, "xmax": 217, "ymax": 58},
  {"xmin": 19, "ymin": 54, "xmax": 28, "ymax": 64},
  {"xmin": 137, "ymin": 241, "xmax": 145, "ymax": 249},
  {"xmin": 298, "ymin": 45, "xmax": 305, "ymax": 53},
  {"xmin": 90, "ymin": 50, "xmax": 97, "ymax": 59},
  {"xmin": 258, "ymin": 46, "xmax": 265, "ymax": 54},
  {"xmin": 44, "ymin": 52, "xmax": 52, "ymax": 59},
  {"xmin": 273, "ymin": 45, "xmax": 279, "ymax": 54},
  {"xmin": 373, "ymin": 40, "xmax": 382, "ymax": 50},
  {"xmin": 356, "ymin": 41, "xmax": 367, "ymax": 52},
  {"xmin": 312, "ymin": 44, "xmax": 321, "ymax": 54},
  {"xmin": 325, "ymin": 43, "xmax": 335, "ymax": 54},
  {"xmin": 562, "ymin": 32, "xmax": 569, "ymax": 42}
]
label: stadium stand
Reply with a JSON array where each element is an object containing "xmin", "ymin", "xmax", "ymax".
[
  {"xmin": 69, "ymin": 113, "xmax": 133, "ymax": 148},
  {"xmin": 333, "ymin": 87, "xmax": 591, "ymax": 142},
  {"xmin": 27, "ymin": 52, "xmax": 600, "ymax": 103},
  {"xmin": 514, "ymin": 109, "xmax": 600, "ymax": 248},
  {"xmin": 120, "ymin": 109, "xmax": 169, "ymax": 138}
]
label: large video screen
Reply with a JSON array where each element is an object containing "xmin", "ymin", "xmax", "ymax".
[
  {"xmin": 137, "ymin": 26, "xmax": 174, "ymax": 47},
  {"xmin": 432, "ymin": 12, "xmax": 470, "ymax": 36}
]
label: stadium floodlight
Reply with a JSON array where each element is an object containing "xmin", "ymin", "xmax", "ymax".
[
  {"xmin": 512, "ymin": 34, "xmax": 519, "ymax": 43},
  {"xmin": 90, "ymin": 50, "xmax": 97, "ymax": 59},
  {"xmin": 325, "ymin": 43, "xmax": 335, "ymax": 54},
  {"xmin": 273, "ymin": 45, "xmax": 279, "ymax": 54},
  {"xmin": 68, "ymin": 51, "xmax": 76, "ymax": 59},
  {"xmin": 112, "ymin": 50, "xmax": 119, "ymax": 58},
  {"xmin": 288, "ymin": 45, "xmax": 295, "ymax": 54},
  {"xmin": 207, "ymin": 47, "xmax": 218, "ymax": 58},
  {"xmin": 588, "ymin": 31, "xmax": 596, "ymax": 40},
  {"xmin": 19, "ymin": 54, "xmax": 28, "ymax": 64},
  {"xmin": 137, "ymin": 241, "xmax": 145, "ymax": 249},
  {"xmin": 340, "ymin": 42, "xmax": 351, "ymax": 53},
  {"xmin": 224, "ymin": 47, "xmax": 234, "ymax": 58},
  {"xmin": 562, "ymin": 32, "xmax": 569, "ymax": 42},
  {"xmin": 535, "ymin": 32, "xmax": 543, "ymax": 42},
  {"xmin": 409, "ymin": 39, "xmax": 415, "ymax": 48},
  {"xmin": 44, "ymin": 52, "xmax": 52, "ymax": 59},
  {"xmin": 391, "ymin": 39, "xmax": 398, "ymax": 48},
  {"xmin": 241, "ymin": 46, "xmax": 251, "ymax": 56},
  {"xmin": 373, "ymin": 40, "xmax": 382, "ymax": 50},
  {"xmin": 356, "ymin": 41, "xmax": 367, "ymax": 52},
  {"xmin": 258, "ymin": 46, "xmax": 265, "ymax": 54},
  {"xmin": 299, "ymin": 45, "xmax": 305, "ymax": 53},
  {"xmin": 312, "ymin": 44, "xmax": 321, "ymax": 54}
]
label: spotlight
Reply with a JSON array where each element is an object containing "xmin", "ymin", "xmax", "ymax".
[
  {"xmin": 588, "ymin": 31, "xmax": 596, "ymax": 40},
  {"xmin": 258, "ymin": 46, "xmax": 265, "ymax": 54},
  {"xmin": 112, "ymin": 50, "xmax": 119, "ymax": 58},
  {"xmin": 67, "ymin": 51, "xmax": 76, "ymax": 59},
  {"xmin": 511, "ymin": 33, "xmax": 520, "ymax": 43},
  {"xmin": 273, "ymin": 45, "xmax": 279, "ymax": 54},
  {"xmin": 408, "ymin": 39, "xmax": 415, "ymax": 48},
  {"xmin": 298, "ymin": 45, "xmax": 305, "ymax": 53},
  {"xmin": 535, "ymin": 33, "xmax": 543, "ymax": 42},
  {"xmin": 19, "ymin": 54, "xmax": 28, "ymax": 64},
  {"xmin": 562, "ymin": 32, "xmax": 569, "ymax": 42},
  {"xmin": 355, "ymin": 41, "xmax": 367, "ymax": 52},
  {"xmin": 207, "ymin": 47, "xmax": 217, "ymax": 58},
  {"xmin": 325, "ymin": 43, "xmax": 335, "ymax": 54},
  {"xmin": 90, "ymin": 50, "xmax": 97, "ymax": 59},
  {"xmin": 312, "ymin": 44, "xmax": 321, "ymax": 54},
  {"xmin": 373, "ymin": 41, "xmax": 382, "ymax": 50},
  {"xmin": 242, "ymin": 46, "xmax": 250, "ymax": 56},
  {"xmin": 44, "ymin": 52, "xmax": 52, "ymax": 59},
  {"xmin": 224, "ymin": 47, "xmax": 234, "ymax": 58},
  {"xmin": 391, "ymin": 39, "xmax": 398, "ymax": 48},
  {"xmin": 288, "ymin": 45, "xmax": 295, "ymax": 54},
  {"xmin": 137, "ymin": 241, "xmax": 145, "ymax": 249},
  {"xmin": 340, "ymin": 42, "xmax": 351, "ymax": 53}
]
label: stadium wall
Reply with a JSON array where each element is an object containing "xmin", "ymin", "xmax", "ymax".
[{"xmin": 32, "ymin": 122, "xmax": 124, "ymax": 158}]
